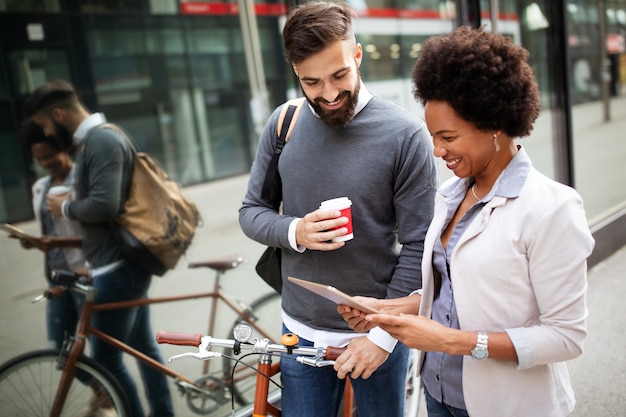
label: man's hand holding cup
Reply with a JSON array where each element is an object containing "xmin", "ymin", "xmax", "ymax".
[
  {"xmin": 46, "ymin": 185, "xmax": 70, "ymax": 217},
  {"xmin": 296, "ymin": 197, "xmax": 353, "ymax": 251}
]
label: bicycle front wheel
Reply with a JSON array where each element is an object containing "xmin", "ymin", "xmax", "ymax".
[
  {"xmin": 0, "ymin": 349, "xmax": 130, "ymax": 417},
  {"xmin": 223, "ymin": 291, "xmax": 282, "ymax": 406}
]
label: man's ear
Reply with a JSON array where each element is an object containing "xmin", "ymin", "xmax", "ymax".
[
  {"xmin": 51, "ymin": 107, "xmax": 65, "ymax": 122},
  {"xmin": 354, "ymin": 43, "xmax": 363, "ymax": 68}
]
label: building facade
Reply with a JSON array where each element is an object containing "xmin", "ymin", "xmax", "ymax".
[{"xmin": 1, "ymin": 0, "xmax": 625, "ymax": 261}]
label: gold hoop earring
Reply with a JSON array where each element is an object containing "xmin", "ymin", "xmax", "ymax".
[{"xmin": 493, "ymin": 133, "xmax": 500, "ymax": 152}]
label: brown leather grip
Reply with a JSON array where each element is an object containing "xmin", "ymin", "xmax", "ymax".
[
  {"xmin": 156, "ymin": 331, "xmax": 202, "ymax": 346},
  {"xmin": 325, "ymin": 346, "xmax": 346, "ymax": 360},
  {"xmin": 44, "ymin": 285, "xmax": 65, "ymax": 299}
]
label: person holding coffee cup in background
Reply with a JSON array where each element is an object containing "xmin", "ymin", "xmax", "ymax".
[
  {"xmin": 15, "ymin": 118, "xmax": 86, "ymax": 350},
  {"xmin": 238, "ymin": 2, "xmax": 438, "ymax": 416}
]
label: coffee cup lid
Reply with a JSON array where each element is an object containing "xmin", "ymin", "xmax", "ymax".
[
  {"xmin": 320, "ymin": 197, "xmax": 352, "ymax": 209},
  {"xmin": 48, "ymin": 185, "xmax": 70, "ymax": 195}
]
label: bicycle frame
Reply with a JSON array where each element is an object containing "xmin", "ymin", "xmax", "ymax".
[
  {"xmin": 48, "ymin": 259, "xmax": 278, "ymax": 416},
  {"xmin": 41, "ymin": 260, "xmax": 366, "ymax": 417},
  {"xmin": 50, "ymin": 286, "xmax": 198, "ymax": 416},
  {"xmin": 248, "ymin": 357, "xmax": 354, "ymax": 417}
]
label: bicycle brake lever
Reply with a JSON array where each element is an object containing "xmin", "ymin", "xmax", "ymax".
[
  {"xmin": 296, "ymin": 357, "xmax": 336, "ymax": 367},
  {"xmin": 31, "ymin": 294, "xmax": 46, "ymax": 303},
  {"xmin": 168, "ymin": 351, "xmax": 221, "ymax": 363}
]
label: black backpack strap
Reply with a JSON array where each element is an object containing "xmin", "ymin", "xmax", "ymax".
[{"xmin": 260, "ymin": 101, "xmax": 301, "ymax": 202}]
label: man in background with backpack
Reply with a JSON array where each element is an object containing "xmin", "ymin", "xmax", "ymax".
[
  {"xmin": 25, "ymin": 79, "xmax": 173, "ymax": 417},
  {"xmin": 239, "ymin": 2, "xmax": 438, "ymax": 416}
]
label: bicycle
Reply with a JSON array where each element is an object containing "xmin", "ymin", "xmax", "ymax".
[
  {"xmin": 0, "ymin": 254, "xmax": 282, "ymax": 416},
  {"xmin": 0, "ymin": 254, "xmax": 422, "ymax": 416},
  {"xmin": 156, "ymin": 325, "xmax": 422, "ymax": 417}
]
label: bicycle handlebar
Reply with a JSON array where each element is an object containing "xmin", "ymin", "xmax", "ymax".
[
  {"xmin": 156, "ymin": 331, "xmax": 203, "ymax": 347},
  {"xmin": 31, "ymin": 270, "xmax": 96, "ymax": 304},
  {"xmin": 43, "ymin": 285, "xmax": 66, "ymax": 299},
  {"xmin": 156, "ymin": 331, "xmax": 345, "ymax": 366}
]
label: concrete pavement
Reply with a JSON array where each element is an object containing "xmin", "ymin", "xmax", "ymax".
[{"xmin": 569, "ymin": 244, "xmax": 626, "ymax": 417}]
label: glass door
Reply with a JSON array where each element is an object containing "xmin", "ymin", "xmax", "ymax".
[{"xmin": 0, "ymin": 47, "xmax": 72, "ymax": 223}]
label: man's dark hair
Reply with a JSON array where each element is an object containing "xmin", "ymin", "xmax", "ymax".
[
  {"xmin": 18, "ymin": 118, "xmax": 72, "ymax": 155},
  {"xmin": 283, "ymin": 1, "xmax": 357, "ymax": 65},
  {"xmin": 24, "ymin": 79, "xmax": 82, "ymax": 117},
  {"xmin": 412, "ymin": 26, "xmax": 541, "ymax": 138}
]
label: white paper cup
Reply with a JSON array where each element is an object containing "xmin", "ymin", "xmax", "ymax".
[
  {"xmin": 319, "ymin": 197, "xmax": 353, "ymax": 242},
  {"xmin": 48, "ymin": 185, "xmax": 70, "ymax": 196}
]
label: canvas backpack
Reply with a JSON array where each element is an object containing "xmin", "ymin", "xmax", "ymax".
[{"xmin": 102, "ymin": 123, "xmax": 201, "ymax": 276}]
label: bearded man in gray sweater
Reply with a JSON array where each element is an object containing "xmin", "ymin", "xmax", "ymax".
[{"xmin": 239, "ymin": 2, "xmax": 438, "ymax": 416}]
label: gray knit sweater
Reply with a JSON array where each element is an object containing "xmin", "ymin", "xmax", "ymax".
[
  {"xmin": 240, "ymin": 95, "xmax": 438, "ymax": 331},
  {"xmin": 66, "ymin": 124, "xmax": 134, "ymax": 268}
]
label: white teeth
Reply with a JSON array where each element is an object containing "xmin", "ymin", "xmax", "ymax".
[{"xmin": 446, "ymin": 158, "xmax": 460, "ymax": 166}]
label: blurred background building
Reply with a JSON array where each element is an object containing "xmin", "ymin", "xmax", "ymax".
[{"xmin": 1, "ymin": 0, "xmax": 625, "ymax": 263}]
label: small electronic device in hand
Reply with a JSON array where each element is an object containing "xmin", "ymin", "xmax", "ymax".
[
  {"xmin": 288, "ymin": 276, "xmax": 379, "ymax": 314},
  {"xmin": 1, "ymin": 223, "xmax": 33, "ymax": 239}
]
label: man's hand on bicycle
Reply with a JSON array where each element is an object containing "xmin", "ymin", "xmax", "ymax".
[{"xmin": 333, "ymin": 336, "xmax": 389, "ymax": 380}]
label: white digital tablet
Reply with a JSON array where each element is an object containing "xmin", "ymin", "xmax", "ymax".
[
  {"xmin": 0, "ymin": 223, "xmax": 34, "ymax": 240},
  {"xmin": 288, "ymin": 276, "xmax": 380, "ymax": 314}
]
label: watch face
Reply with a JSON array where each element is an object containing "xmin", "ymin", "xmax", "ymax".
[{"xmin": 472, "ymin": 347, "xmax": 488, "ymax": 360}]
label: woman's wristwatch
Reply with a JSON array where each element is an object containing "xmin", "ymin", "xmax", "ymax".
[{"xmin": 471, "ymin": 331, "xmax": 489, "ymax": 360}]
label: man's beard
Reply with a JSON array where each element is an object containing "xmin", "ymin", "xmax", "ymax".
[
  {"xmin": 304, "ymin": 81, "xmax": 360, "ymax": 128},
  {"xmin": 53, "ymin": 120, "xmax": 73, "ymax": 147}
]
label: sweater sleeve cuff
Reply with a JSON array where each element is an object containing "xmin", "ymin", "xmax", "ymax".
[
  {"xmin": 288, "ymin": 218, "xmax": 305, "ymax": 252},
  {"xmin": 367, "ymin": 326, "xmax": 397, "ymax": 353},
  {"xmin": 61, "ymin": 201, "xmax": 72, "ymax": 220},
  {"xmin": 505, "ymin": 327, "xmax": 534, "ymax": 370}
]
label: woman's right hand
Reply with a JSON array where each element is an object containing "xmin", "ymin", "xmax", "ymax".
[
  {"xmin": 338, "ymin": 293, "xmax": 422, "ymax": 333},
  {"xmin": 13, "ymin": 235, "xmax": 35, "ymax": 250},
  {"xmin": 338, "ymin": 296, "xmax": 383, "ymax": 333}
]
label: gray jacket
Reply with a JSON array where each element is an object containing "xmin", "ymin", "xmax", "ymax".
[{"xmin": 66, "ymin": 124, "xmax": 134, "ymax": 268}]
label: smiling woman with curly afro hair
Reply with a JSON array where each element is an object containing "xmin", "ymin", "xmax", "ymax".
[
  {"xmin": 346, "ymin": 25, "xmax": 595, "ymax": 417},
  {"xmin": 412, "ymin": 25, "xmax": 540, "ymax": 138}
]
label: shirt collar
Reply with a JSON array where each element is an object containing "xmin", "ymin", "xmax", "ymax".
[
  {"xmin": 305, "ymin": 80, "xmax": 373, "ymax": 119},
  {"xmin": 440, "ymin": 145, "xmax": 532, "ymax": 201},
  {"xmin": 73, "ymin": 112, "xmax": 107, "ymax": 143}
]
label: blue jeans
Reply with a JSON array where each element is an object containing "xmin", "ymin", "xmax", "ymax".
[
  {"xmin": 90, "ymin": 262, "xmax": 173, "ymax": 417},
  {"xmin": 46, "ymin": 280, "xmax": 83, "ymax": 350},
  {"xmin": 424, "ymin": 386, "xmax": 470, "ymax": 417},
  {"xmin": 280, "ymin": 325, "xmax": 409, "ymax": 417}
]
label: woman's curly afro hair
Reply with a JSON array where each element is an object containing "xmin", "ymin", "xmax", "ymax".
[{"xmin": 412, "ymin": 26, "xmax": 540, "ymax": 138}]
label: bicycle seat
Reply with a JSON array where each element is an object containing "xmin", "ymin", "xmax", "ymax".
[{"xmin": 188, "ymin": 254, "xmax": 245, "ymax": 272}]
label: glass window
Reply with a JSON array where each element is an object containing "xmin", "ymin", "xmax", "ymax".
[
  {"xmin": 0, "ymin": 0, "xmax": 60, "ymax": 12},
  {"xmin": 6, "ymin": 49, "xmax": 71, "ymax": 95},
  {"xmin": 359, "ymin": 34, "xmax": 403, "ymax": 81},
  {"xmin": 0, "ymin": 102, "xmax": 32, "ymax": 222},
  {"xmin": 0, "ymin": 63, "xmax": 9, "ymax": 100},
  {"xmin": 258, "ymin": 16, "xmax": 284, "ymax": 79},
  {"xmin": 80, "ymin": 0, "xmax": 146, "ymax": 13},
  {"xmin": 185, "ymin": 16, "xmax": 248, "ymax": 87}
]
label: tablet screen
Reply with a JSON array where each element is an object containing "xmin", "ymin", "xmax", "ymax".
[
  {"xmin": 288, "ymin": 276, "xmax": 379, "ymax": 314},
  {"xmin": 0, "ymin": 223, "xmax": 33, "ymax": 239}
]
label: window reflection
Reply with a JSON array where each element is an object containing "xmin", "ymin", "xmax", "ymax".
[{"xmin": 0, "ymin": 0, "xmax": 60, "ymax": 12}]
